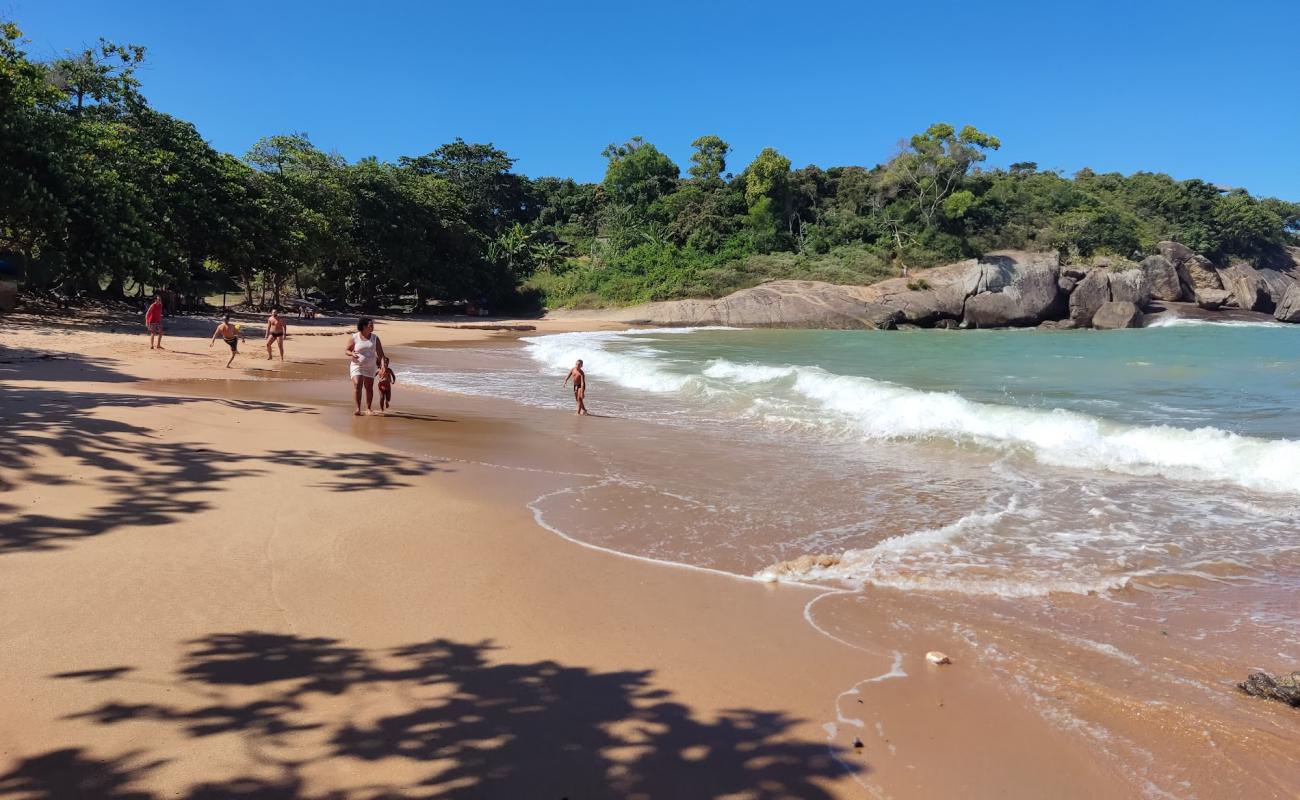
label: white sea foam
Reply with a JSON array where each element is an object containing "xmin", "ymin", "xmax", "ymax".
[
  {"xmin": 1147, "ymin": 316, "xmax": 1288, "ymax": 329},
  {"xmin": 523, "ymin": 329, "xmax": 1300, "ymax": 496}
]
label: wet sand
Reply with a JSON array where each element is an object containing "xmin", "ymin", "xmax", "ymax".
[{"xmin": 0, "ymin": 309, "xmax": 1274, "ymax": 798}]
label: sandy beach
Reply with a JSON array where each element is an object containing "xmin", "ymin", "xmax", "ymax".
[{"xmin": 1, "ymin": 308, "xmax": 1290, "ymax": 799}]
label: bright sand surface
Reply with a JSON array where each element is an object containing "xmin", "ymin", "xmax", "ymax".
[{"xmin": 0, "ymin": 307, "xmax": 1266, "ymax": 798}]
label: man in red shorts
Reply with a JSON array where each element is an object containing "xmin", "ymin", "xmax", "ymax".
[{"xmin": 145, "ymin": 294, "xmax": 165, "ymax": 350}]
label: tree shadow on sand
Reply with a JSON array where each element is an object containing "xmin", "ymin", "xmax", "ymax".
[
  {"xmin": 7, "ymin": 631, "xmax": 861, "ymax": 799},
  {"xmin": 0, "ymin": 388, "xmax": 445, "ymax": 555}
]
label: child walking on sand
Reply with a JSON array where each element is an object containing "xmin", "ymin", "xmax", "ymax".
[{"xmin": 377, "ymin": 356, "xmax": 397, "ymax": 414}]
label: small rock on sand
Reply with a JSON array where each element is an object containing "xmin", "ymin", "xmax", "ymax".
[{"xmin": 926, "ymin": 651, "xmax": 952, "ymax": 665}]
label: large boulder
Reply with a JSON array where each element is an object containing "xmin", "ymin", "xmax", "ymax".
[
  {"xmin": 1092, "ymin": 301, "xmax": 1143, "ymax": 329},
  {"xmin": 1256, "ymin": 268, "xmax": 1297, "ymax": 312},
  {"xmin": 1181, "ymin": 254, "xmax": 1221, "ymax": 294},
  {"xmin": 1275, "ymin": 284, "xmax": 1300, "ymax": 323},
  {"xmin": 1156, "ymin": 241, "xmax": 1194, "ymax": 267},
  {"xmin": 606, "ymin": 280, "xmax": 908, "ymax": 329},
  {"xmin": 1068, "ymin": 269, "xmax": 1111, "ymax": 326},
  {"xmin": 1140, "ymin": 255, "xmax": 1182, "ymax": 302},
  {"xmin": 1218, "ymin": 263, "xmax": 1268, "ymax": 311},
  {"xmin": 859, "ymin": 258, "xmax": 979, "ymax": 325},
  {"xmin": 1195, "ymin": 289, "xmax": 1232, "ymax": 310},
  {"xmin": 1107, "ymin": 269, "xmax": 1152, "ymax": 308},
  {"xmin": 962, "ymin": 251, "xmax": 1063, "ymax": 328}
]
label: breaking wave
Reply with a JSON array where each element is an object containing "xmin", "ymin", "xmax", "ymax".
[{"xmin": 523, "ymin": 330, "xmax": 1300, "ymax": 496}]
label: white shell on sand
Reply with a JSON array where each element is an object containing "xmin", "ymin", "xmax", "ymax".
[{"xmin": 925, "ymin": 651, "xmax": 952, "ymax": 665}]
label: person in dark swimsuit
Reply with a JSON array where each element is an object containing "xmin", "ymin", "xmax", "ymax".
[
  {"xmin": 563, "ymin": 359, "xmax": 588, "ymax": 416},
  {"xmin": 210, "ymin": 314, "xmax": 244, "ymax": 368},
  {"xmin": 265, "ymin": 308, "xmax": 287, "ymax": 361}
]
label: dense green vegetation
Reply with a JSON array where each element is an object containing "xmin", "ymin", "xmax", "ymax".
[{"xmin": 3, "ymin": 20, "xmax": 1297, "ymax": 311}]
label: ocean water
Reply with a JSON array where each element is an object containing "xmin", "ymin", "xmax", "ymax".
[
  {"xmin": 403, "ymin": 320, "xmax": 1300, "ymax": 795},
  {"xmin": 408, "ymin": 322, "xmax": 1300, "ymax": 597}
]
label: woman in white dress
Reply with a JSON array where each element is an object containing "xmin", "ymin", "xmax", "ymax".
[{"xmin": 345, "ymin": 317, "xmax": 386, "ymax": 415}]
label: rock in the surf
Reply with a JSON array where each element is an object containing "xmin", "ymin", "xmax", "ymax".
[
  {"xmin": 1141, "ymin": 255, "xmax": 1183, "ymax": 302},
  {"xmin": 1092, "ymin": 301, "xmax": 1144, "ymax": 329},
  {"xmin": 1195, "ymin": 288, "xmax": 1232, "ymax": 310},
  {"xmin": 962, "ymin": 250, "xmax": 1064, "ymax": 328},
  {"xmin": 926, "ymin": 651, "xmax": 952, "ymax": 665},
  {"xmin": 1275, "ymin": 284, "xmax": 1300, "ymax": 323}
]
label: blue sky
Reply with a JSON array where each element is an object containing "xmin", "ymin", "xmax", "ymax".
[{"xmin": 10, "ymin": 0, "xmax": 1299, "ymax": 199}]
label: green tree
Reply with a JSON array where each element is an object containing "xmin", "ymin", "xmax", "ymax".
[
  {"xmin": 601, "ymin": 137, "xmax": 680, "ymax": 209},
  {"xmin": 688, "ymin": 135, "xmax": 730, "ymax": 186},
  {"xmin": 885, "ymin": 123, "xmax": 1001, "ymax": 229}
]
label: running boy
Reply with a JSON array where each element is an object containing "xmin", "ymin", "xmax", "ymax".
[{"xmin": 377, "ymin": 356, "xmax": 397, "ymax": 413}]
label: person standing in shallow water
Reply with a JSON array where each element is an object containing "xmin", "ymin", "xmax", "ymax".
[
  {"xmin": 564, "ymin": 359, "xmax": 588, "ymax": 415},
  {"xmin": 145, "ymin": 295, "xmax": 164, "ymax": 350},
  {"xmin": 265, "ymin": 307, "xmax": 288, "ymax": 360},
  {"xmin": 345, "ymin": 317, "xmax": 385, "ymax": 416}
]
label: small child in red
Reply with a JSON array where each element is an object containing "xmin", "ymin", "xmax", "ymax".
[{"xmin": 377, "ymin": 356, "xmax": 397, "ymax": 413}]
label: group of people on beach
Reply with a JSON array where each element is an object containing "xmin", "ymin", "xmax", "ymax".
[
  {"xmin": 208, "ymin": 308, "xmax": 289, "ymax": 367},
  {"xmin": 148, "ymin": 299, "xmax": 586, "ymax": 417}
]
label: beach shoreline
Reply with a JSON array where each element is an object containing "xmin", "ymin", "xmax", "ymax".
[{"xmin": 2, "ymin": 309, "xmax": 1291, "ymax": 798}]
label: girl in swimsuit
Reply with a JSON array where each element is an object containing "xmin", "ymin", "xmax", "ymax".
[
  {"xmin": 209, "ymin": 314, "xmax": 245, "ymax": 368},
  {"xmin": 376, "ymin": 357, "xmax": 396, "ymax": 414}
]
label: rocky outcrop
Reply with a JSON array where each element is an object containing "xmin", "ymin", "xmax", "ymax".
[
  {"xmin": 1092, "ymin": 301, "xmax": 1143, "ymax": 329},
  {"xmin": 1218, "ymin": 263, "xmax": 1268, "ymax": 311},
  {"xmin": 1195, "ymin": 289, "xmax": 1232, "ymax": 310},
  {"xmin": 1257, "ymin": 267, "xmax": 1297, "ymax": 312},
  {"xmin": 1182, "ymin": 254, "xmax": 1221, "ymax": 294},
  {"xmin": 579, "ymin": 241, "xmax": 1300, "ymax": 331},
  {"xmin": 608, "ymin": 280, "xmax": 909, "ymax": 329},
  {"xmin": 856, "ymin": 259, "xmax": 976, "ymax": 325},
  {"xmin": 1068, "ymin": 269, "xmax": 1111, "ymax": 326},
  {"xmin": 1141, "ymin": 255, "xmax": 1183, "ymax": 302},
  {"xmin": 1275, "ymin": 284, "xmax": 1300, "ymax": 323},
  {"xmin": 1107, "ymin": 269, "xmax": 1152, "ymax": 308},
  {"xmin": 961, "ymin": 251, "xmax": 1063, "ymax": 328}
]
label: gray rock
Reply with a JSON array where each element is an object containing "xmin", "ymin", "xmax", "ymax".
[
  {"xmin": 1069, "ymin": 269, "xmax": 1111, "ymax": 326},
  {"xmin": 590, "ymin": 281, "xmax": 911, "ymax": 329},
  {"xmin": 1217, "ymin": 263, "xmax": 1268, "ymax": 311},
  {"xmin": 962, "ymin": 251, "xmax": 1063, "ymax": 328},
  {"xmin": 1181, "ymin": 254, "xmax": 1220, "ymax": 294},
  {"xmin": 1156, "ymin": 241, "xmax": 1194, "ymax": 267},
  {"xmin": 859, "ymin": 259, "xmax": 979, "ymax": 325},
  {"xmin": 933, "ymin": 318, "xmax": 961, "ymax": 329},
  {"xmin": 1195, "ymin": 289, "xmax": 1232, "ymax": 310},
  {"xmin": 1275, "ymin": 284, "xmax": 1300, "ymax": 323},
  {"xmin": 1058, "ymin": 276, "xmax": 1077, "ymax": 293},
  {"xmin": 1141, "ymin": 255, "xmax": 1183, "ymax": 302},
  {"xmin": 1038, "ymin": 319, "xmax": 1079, "ymax": 330},
  {"xmin": 1062, "ymin": 266, "xmax": 1088, "ymax": 280},
  {"xmin": 1256, "ymin": 268, "xmax": 1297, "ymax": 312},
  {"xmin": 1092, "ymin": 301, "xmax": 1143, "ymax": 329},
  {"xmin": 1108, "ymin": 269, "xmax": 1152, "ymax": 308}
]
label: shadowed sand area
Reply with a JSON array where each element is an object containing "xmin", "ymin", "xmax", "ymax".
[{"xmin": 1, "ymin": 311, "xmax": 1270, "ymax": 798}]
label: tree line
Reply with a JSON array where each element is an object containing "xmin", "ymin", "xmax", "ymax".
[{"xmin": 3, "ymin": 20, "xmax": 1297, "ymax": 311}]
